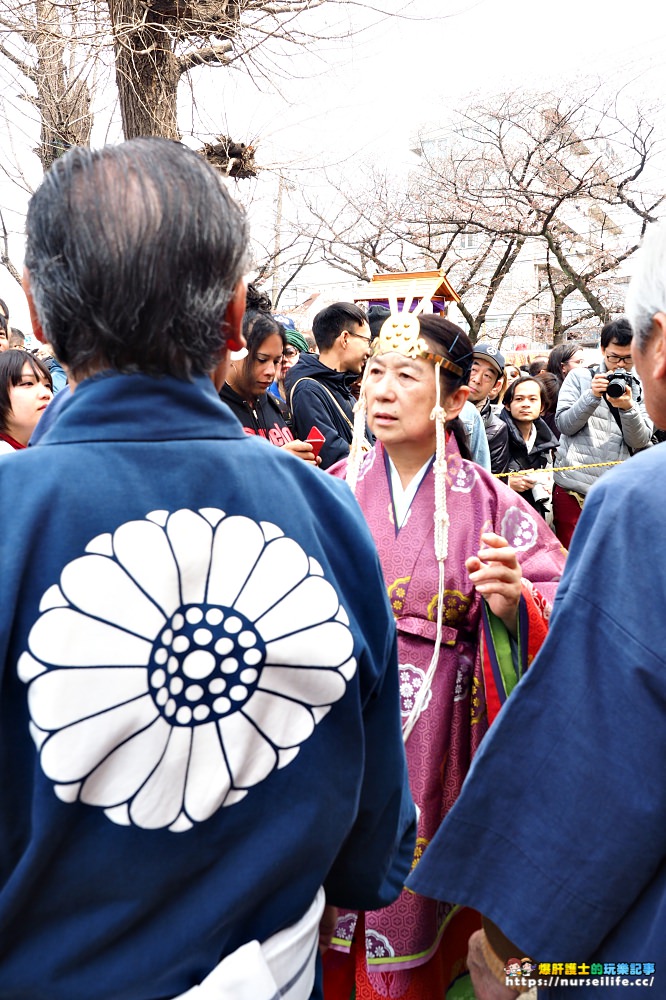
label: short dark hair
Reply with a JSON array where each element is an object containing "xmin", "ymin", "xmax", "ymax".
[
  {"xmin": 600, "ymin": 317, "xmax": 632, "ymax": 350},
  {"xmin": 312, "ymin": 302, "xmax": 367, "ymax": 352},
  {"xmin": 25, "ymin": 137, "xmax": 249, "ymax": 382},
  {"xmin": 0, "ymin": 349, "xmax": 52, "ymax": 433},
  {"xmin": 503, "ymin": 375, "xmax": 544, "ymax": 408}
]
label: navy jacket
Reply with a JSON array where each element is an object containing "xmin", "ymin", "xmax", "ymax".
[
  {"xmin": 499, "ymin": 409, "xmax": 558, "ymax": 473},
  {"xmin": 285, "ymin": 354, "xmax": 364, "ymax": 470},
  {"xmin": 408, "ymin": 443, "xmax": 666, "ymax": 993},
  {"xmin": 0, "ymin": 371, "xmax": 415, "ymax": 999}
]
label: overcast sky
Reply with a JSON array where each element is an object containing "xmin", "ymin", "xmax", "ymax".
[
  {"xmin": 1, "ymin": 0, "xmax": 665, "ymax": 330},
  {"xmin": 205, "ymin": 0, "xmax": 666, "ymax": 167}
]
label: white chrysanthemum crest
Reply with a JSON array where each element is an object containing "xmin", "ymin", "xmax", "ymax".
[{"xmin": 21, "ymin": 509, "xmax": 357, "ymax": 832}]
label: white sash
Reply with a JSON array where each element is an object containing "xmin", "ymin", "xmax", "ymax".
[{"xmin": 174, "ymin": 887, "xmax": 325, "ymax": 1000}]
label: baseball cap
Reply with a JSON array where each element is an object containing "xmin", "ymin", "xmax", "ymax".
[
  {"xmin": 473, "ymin": 343, "xmax": 505, "ymax": 377},
  {"xmin": 274, "ymin": 313, "xmax": 297, "ymax": 331}
]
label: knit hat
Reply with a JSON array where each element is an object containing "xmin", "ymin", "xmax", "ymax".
[
  {"xmin": 284, "ymin": 329, "xmax": 310, "ymax": 355},
  {"xmin": 273, "ymin": 313, "xmax": 296, "ymax": 330},
  {"xmin": 367, "ymin": 305, "xmax": 391, "ymax": 340}
]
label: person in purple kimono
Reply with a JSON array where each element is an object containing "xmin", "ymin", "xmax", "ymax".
[{"xmin": 324, "ymin": 307, "xmax": 566, "ymax": 1000}]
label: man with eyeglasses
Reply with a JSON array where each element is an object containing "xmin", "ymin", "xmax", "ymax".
[
  {"xmin": 286, "ymin": 302, "xmax": 373, "ymax": 469},
  {"xmin": 553, "ymin": 317, "xmax": 653, "ymax": 547}
]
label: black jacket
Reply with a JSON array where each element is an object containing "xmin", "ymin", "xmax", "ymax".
[
  {"xmin": 479, "ymin": 398, "xmax": 511, "ymax": 475},
  {"xmin": 285, "ymin": 354, "xmax": 362, "ymax": 470},
  {"xmin": 499, "ymin": 409, "xmax": 558, "ymax": 514},
  {"xmin": 219, "ymin": 384, "xmax": 294, "ymax": 448}
]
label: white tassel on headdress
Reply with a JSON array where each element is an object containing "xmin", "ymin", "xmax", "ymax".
[
  {"xmin": 402, "ymin": 361, "xmax": 448, "ymax": 742},
  {"xmin": 345, "ymin": 364, "xmax": 370, "ymax": 497}
]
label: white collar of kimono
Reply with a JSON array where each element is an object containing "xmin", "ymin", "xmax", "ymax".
[{"xmin": 388, "ymin": 456, "xmax": 432, "ymax": 528}]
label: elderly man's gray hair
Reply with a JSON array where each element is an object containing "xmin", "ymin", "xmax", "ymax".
[
  {"xmin": 25, "ymin": 137, "xmax": 250, "ymax": 382},
  {"xmin": 625, "ymin": 222, "xmax": 666, "ymax": 350}
]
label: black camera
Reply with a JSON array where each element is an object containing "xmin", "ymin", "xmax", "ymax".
[{"xmin": 604, "ymin": 369, "xmax": 639, "ymax": 399}]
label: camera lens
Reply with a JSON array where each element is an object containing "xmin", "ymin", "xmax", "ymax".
[{"xmin": 606, "ymin": 374, "xmax": 626, "ymax": 398}]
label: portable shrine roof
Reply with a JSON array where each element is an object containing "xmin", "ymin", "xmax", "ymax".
[{"xmin": 354, "ymin": 269, "xmax": 460, "ymax": 308}]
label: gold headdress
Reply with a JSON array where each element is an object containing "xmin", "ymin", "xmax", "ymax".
[
  {"xmin": 346, "ymin": 282, "xmax": 462, "ymax": 741},
  {"xmin": 372, "ymin": 289, "xmax": 463, "ymax": 376}
]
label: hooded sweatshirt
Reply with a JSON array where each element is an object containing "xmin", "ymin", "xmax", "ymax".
[{"xmin": 285, "ymin": 353, "xmax": 364, "ymax": 470}]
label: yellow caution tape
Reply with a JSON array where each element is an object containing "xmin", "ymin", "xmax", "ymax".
[{"xmin": 493, "ymin": 460, "xmax": 624, "ymax": 479}]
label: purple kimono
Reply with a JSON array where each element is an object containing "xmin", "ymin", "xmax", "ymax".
[{"xmin": 328, "ymin": 439, "xmax": 565, "ymax": 978}]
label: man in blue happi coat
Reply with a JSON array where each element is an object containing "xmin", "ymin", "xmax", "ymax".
[
  {"xmin": 405, "ymin": 222, "xmax": 666, "ymax": 996},
  {"xmin": 0, "ymin": 138, "xmax": 416, "ymax": 999}
]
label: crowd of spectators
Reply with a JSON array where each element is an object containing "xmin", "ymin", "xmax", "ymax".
[
  {"xmin": 2, "ymin": 275, "xmax": 655, "ymax": 552},
  {"xmin": 0, "ymin": 136, "xmax": 663, "ymax": 1000}
]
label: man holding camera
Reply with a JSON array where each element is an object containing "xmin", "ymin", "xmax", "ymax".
[{"xmin": 553, "ymin": 318, "xmax": 653, "ymax": 547}]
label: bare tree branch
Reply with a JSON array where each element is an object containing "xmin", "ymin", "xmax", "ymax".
[
  {"xmin": 0, "ymin": 209, "xmax": 24, "ymax": 286},
  {"xmin": 178, "ymin": 41, "xmax": 232, "ymax": 72}
]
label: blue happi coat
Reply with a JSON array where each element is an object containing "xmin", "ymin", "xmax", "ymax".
[
  {"xmin": 407, "ymin": 440, "xmax": 666, "ymax": 995},
  {"xmin": 0, "ymin": 371, "xmax": 415, "ymax": 999}
]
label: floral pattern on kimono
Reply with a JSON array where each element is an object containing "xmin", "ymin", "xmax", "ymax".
[{"xmin": 328, "ymin": 439, "xmax": 565, "ymax": 973}]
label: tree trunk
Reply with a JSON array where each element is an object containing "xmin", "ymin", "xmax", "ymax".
[
  {"xmin": 33, "ymin": 1, "xmax": 93, "ymax": 170},
  {"xmin": 108, "ymin": 0, "xmax": 181, "ymax": 139},
  {"xmin": 552, "ymin": 294, "xmax": 565, "ymax": 344},
  {"xmin": 457, "ymin": 303, "xmax": 481, "ymax": 343}
]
